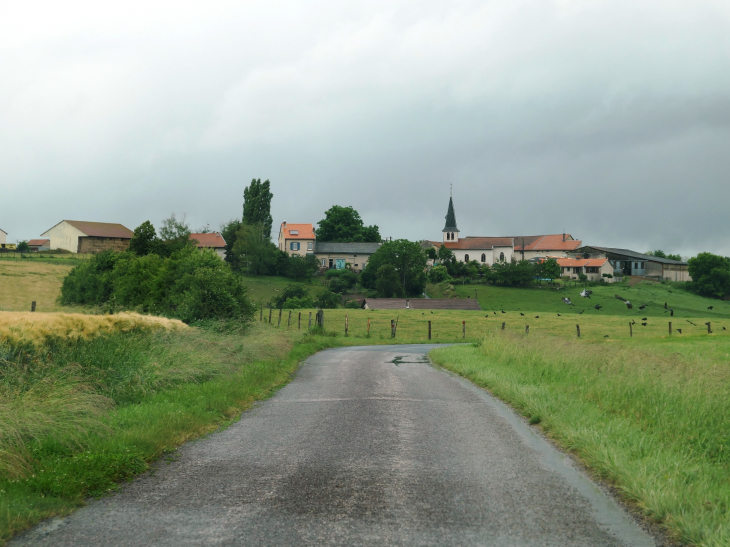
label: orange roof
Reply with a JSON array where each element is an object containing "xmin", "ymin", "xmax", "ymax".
[
  {"xmin": 513, "ymin": 234, "xmax": 582, "ymax": 252},
  {"xmin": 189, "ymin": 232, "xmax": 226, "ymax": 248},
  {"xmin": 280, "ymin": 223, "xmax": 315, "ymax": 240},
  {"xmin": 27, "ymin": 239, "xmax": 50, "ymax": 246},
  {"xmin": 556, "ymin": 258, "xmax": 608, "ymax": 267},
  {"xmin": 429, "ymin": 237, "xmax": 514, "ymax": 250}
]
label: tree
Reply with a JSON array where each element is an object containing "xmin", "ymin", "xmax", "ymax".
[
  {"xmin": 16, "ymin": 241, "xmax": 29, "ymax": 252},
  {"xmin": 375, "ymin": 264, "xmax": 403, "ymax": 297},
  {"xmin": 270, "ymin": 284, "xmax": 314, "ymax": 309},
  {"xmin": 220, "ymin": 219, "xmax": 243, "ymax": 270},
  {"xmin": 425, "ymin": 247, "xmax": 437, "ymax": 261},
  {"xmin": 287, "ymin": 255, "xmax": 319, "ymax": 281},
  {"xmin": 232, "ymin": 223, "xmax": 278, "ymax": 275},
  {"xmin": 538, "ymin": 258, "xmax": 560, "ymax": 283},
  {"xmin": 315, "ymin": 205, "xmax": 380, "ymax": 242},
  {"xmin": 648, "ymin": 250, "xmax": 668, "ymax": 258},
  {"xmin": 361, "ymin": 239, "xmax": 427, "ymax": 297},
  {"xmin": 158, "ymin": 213, "xmax": 193, "ymax": 257},
  {"xmin": 129, "ymin": 221, "xmax": 158, "ymax": 256},
  {"xmin": 427, "ymin": 265, "xmax": 451, "ymax": 283},
  {"xmin": 666, "ymin": 253, "xmax": 682, "ymax": 261},
  {"xmin": 316, "ymin": 289, "xmax": 341, "ymax": 309},
  {"xmin": 243, "ymin": 179, "xmax": 273, "ymax": 238},
  {"xmin": 688, "ymin": 252, "xmax": 730, "ymax": 298}
]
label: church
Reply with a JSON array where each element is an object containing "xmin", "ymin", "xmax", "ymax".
[{"xmin": 428, "ymin": 195, "xmax": 582, "ymax": 266}]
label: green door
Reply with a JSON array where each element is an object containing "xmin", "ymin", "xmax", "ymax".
[{"xmin": 335, "ymin": 259, "xmax": 346, "ymax": 270}]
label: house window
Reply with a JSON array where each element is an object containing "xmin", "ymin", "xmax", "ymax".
[
  {"xmin": 307, "ymin": 242, "xmax": 313, "ymax": 251},
  {"xmin": 499, "ymin": 252, "xmax": 504, "ymax": 262},
  {"xmin": 481, "ymin": 253, "xmax": 486, "ymax": 263},
  {"xmin": 290, "ymin": 242, "xmax": 300, "ymax": 251},
  {"xmin": 634, "ymin": 262, "xmax": 638, "ymax": 269},
  {"xmin": 290, "ymin": 230, "xmax": 298, "ymax": 235},
  {"xmin": 320, "ymin": 258, "xmax": 326, "ymax": 266},
  {"xmin": 640, "ymin": 262, "xmax": 644, "ymax": 269},
  {"xmin": 464, "ymin": 254, "xmax": 469, "ymax": 262}
]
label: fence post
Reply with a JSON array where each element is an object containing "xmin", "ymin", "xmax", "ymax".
[
  {"xmin": 525, "ymin": 325, "xmax": 529, "ymax": 334},
  {"xmin": 298, "ymin": 312, "xmax": 301, "ymax": 330},
  {"xmin": 31, "ymin": 301, "xmax": 36, "ymax": 312},
  {"xmin": 308, "ymin": 312, "xmax": 312, "ymax": 330},
  {"xmin": 501, "ymin": 321, "xmax": 505, "ymax": 330},
  {"xmin": 391, "ymin": 319, "xmax": 395, "ymax": 338},
  {"xmin": 260, "ymin": 302, "xmax": 263, "ymax": 321},
  {"xmin": 287, "ymin": 310, "xmax": 291, "ymax": 328},
  {"xmin": 629, "ymin": 322, "xmax": 633, "ymax": 337},
  {"xmin": 707, "ymin": 322, "xmax": 712, "ymax": 334},
  {"xmin": 462, "ymin": 321, "xmax": 466, "ymax": 339},
  {"xmin": 321, "ymin": 310, "xmax": 324, "ymax": 329},
  {"xmin": 345, "ymin": 314, "xmax": 349, "ymax": 336},
  {"xmin": 576, "ymin": 324, "xmax": 581, "ymax": 338},
  {"xmin": 278, "ymin": 308, "xmax": 282, "ymax": 327},
  {"xmin": 367, "ymin": 318, "xmax": 371, "ymax": 335},
  {"xmin": 669, "ymin": 322, "xmax": 672, "ymax": 335},
  {"xmin": 428, "ymin": 320, "xmax": 431, "ymax": 340},
  {"xmin": 269, "ymin": 308, "xmax": 272, "ymax": 324}
]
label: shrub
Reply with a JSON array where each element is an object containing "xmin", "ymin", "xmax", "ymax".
[
  {"xmin": 316, "ymin": 289, "xmax": 341, "ymax": 309},
  {"xmin": 270, "ymin": 284, "xmax": 315, "ymax": 309},
  {"xmin": 428, "ymin": 265, "xmax": 451, "ymax": 283}
]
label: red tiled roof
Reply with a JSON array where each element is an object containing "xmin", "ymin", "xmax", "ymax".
[
  {"xmin": 364, "ymin": 298, "xmax": 482, "ymax": 310},
  {"xmin": 27, "ymin": 239, "xmax": 50, "ymax": 246},
  {"xmin": 556, "ymin": 258, "xmax": 608, "ymax": 268},
  {"xmin": 190, "ymin": 232, "xmax": 226, "ymax": 248},
  {"xmin": 428, "ymin": 237, "xmax": 514, "ymax": 250},
  {"xmin": 281, "ymin": 223, "xmax": 315, "ymax": 240},
  {"xmin": 512, "ymin": 234, "xmax": 582, "ymax": 251},
  {"xmin": 63, "ymin": 221, "xmax": 134, "ymax": 238}
]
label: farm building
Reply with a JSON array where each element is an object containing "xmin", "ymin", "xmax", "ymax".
[
  {"xmin": 314, "ymin": 241, "xmax": 381, "ymax": 272},
  {"xmin": 363, "ymin": 298, "xmax": 482, "ymax": 310},
  {"xmin": 189, "ymin": 232, "xmax": 226, "ymax": 259},
  {"xmin": 574, "ymin": 246, "xmax": 691, "ymax": 281},
  {"xmin": 556, "ymin": 257, "xmax": 615, "ymax": 282},
  {"xmin": 40, "ymin": 220, "xmax": 134, "ymax": 253},
  {"xmin": 513, "ymin": 234, "xmax": 582, "ymax": 260},
  {"xmin": 278, "ymin": 222, "xmax": 315, "ymax": 257},
  {"xmin": 27, "ymin": 239, "xmax": 51, "ymax": 251}
]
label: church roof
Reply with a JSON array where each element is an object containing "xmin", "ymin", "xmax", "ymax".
[{"xmin": 443, "ymin": 197, "xmax": 458, "ymax": 231}]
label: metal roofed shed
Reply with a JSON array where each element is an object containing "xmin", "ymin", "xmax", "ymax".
[
  {"xmin": 40, "ymin": 220, "xmax": 134, "ymax": 254},
  {"xmin": 363, "ymin": 298, "xmax": 482, "ymax": 310},
  {"xmin": 574, "ymin": 246, "xmax": 690, "ymax": 281}
]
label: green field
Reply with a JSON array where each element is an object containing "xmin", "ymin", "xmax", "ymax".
[{"xmin": 239, "ymin": 274, "xmax": 330, "ymax": 306}]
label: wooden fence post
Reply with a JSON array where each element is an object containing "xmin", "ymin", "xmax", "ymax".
[
  {"xmin": 298, "ymin": 312, "xmax": 301, "ymax": 330},
  {"xmin": 269, "ymin": 308, "xmax": 272, "ymax": 324},
  {"xmin": 629, "ymin": 322, "xmax": 633, "ymax": 337},
  {"xmin": 576, "ymin": 324, "xmax": 581, "ymax": 338},
  {"xmin": 707, "ymin": 322, "xmax": 712, "ymax": 334},
  {"xmin": 287, "ymin": 310, "xmax": 291, "ymax": 328},
  {"xmin": 462, "ymin": 321, "xmax": 466, "ymax": 339},
  {"xmin": 428, "ymin": 320, "xmax": 431, "ymax": 340},
  {"xmin": 278, "ymin": 308, "xmax": 282, "ymax": 327},
  {"xmin": 669, "ymin": 322, "xmax": 672, "ymax": 335},
  {"xmin": 367, "ymin": 318, "xmax": 371, "ymax": 336},
  {"xmin": 31, "ymin": 301, "xmax": 36, "ymax": 312},
  {"xmin": 345, "ymin": 314, "xmax": 349, "ymax": 336},
  {"xmin": 501, "ymin": 321, "xmax": 505, "ymax": 330},
  {"xmin": 260, "ymin": 302, "xmax": 263, "ymax": 321},
  {"xmin": 525, "ymin": 325, "xmax": 529, "ymax": 334},
  {"xmin": 321, "ymin": 310, "xmax": 324, "ymax": 329},
  {"xmin": 308, "ymin": 312, "xmax": 312, "ymax": 330},
  {"xmin": 391, "ymin": 319, "xmax": 395, "ymax": 338}
]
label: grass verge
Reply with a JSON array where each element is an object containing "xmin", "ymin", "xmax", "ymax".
[
  {"xmin": 0, "ymin": 322, "xmax": 347, "ymax": 544},
  {"xmin": 430, "ymin": 331, "xmax": 730, "ymax": 547}
]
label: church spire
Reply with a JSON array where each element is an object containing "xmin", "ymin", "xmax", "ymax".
[{"xmin": 443, "ymin": 196, "xmax": 458, "ymax": 232}]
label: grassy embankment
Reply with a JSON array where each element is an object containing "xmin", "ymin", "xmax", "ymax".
[
  {"xmin": 425, "ymin": 280, "xmax": 730, "ymax": 546},
  {"xmin": 0, "ymin": 311, "xmax": 356, "ymax": 544}
]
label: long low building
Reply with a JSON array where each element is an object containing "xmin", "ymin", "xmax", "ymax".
[
  {"xmin": 363, "ymin": 298, "xmax": 482, "ymax": 310},
  {"xmin": 314, "ymin": 241, "xmax": 381, "ymax": 272},
  {"xmin": 556, "ymin": 257, "xmax": 615, "ymax": 282},
  {"xmin": 574, "ymin": 246, "xmax": 691, "ymax": 281},
  {"xmin": 41, "ymin": 220, "xmax": 134, "ymax": 253}
]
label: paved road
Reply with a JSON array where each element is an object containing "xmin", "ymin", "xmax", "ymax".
[{"xmin": 14, "ymin": 345, "xmax": 656, "ymax": 546}]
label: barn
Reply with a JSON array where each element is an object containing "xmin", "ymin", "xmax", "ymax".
[{"xmin": 40, "ymin": 220, "xmax": 134, "ymax": 253}]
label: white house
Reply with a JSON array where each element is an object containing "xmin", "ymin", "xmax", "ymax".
[
  {"xmin": 556, "ymin": 257, "xmax": 615, "ymax": 282},
  {"xmin": 277, "ymin": 222, "xmax": 316, "ymax": 257}
]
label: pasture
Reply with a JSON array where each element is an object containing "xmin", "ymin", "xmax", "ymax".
[{"xmin": 0, "ymin": 261, "xmax": 75, "ymax": 312}]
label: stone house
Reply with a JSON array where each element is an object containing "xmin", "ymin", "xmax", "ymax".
[
  {"xmin": 40, "ymin": 220, "xmax": 134, "ymax": 253},
  {"xmin": 314, "ymin": 241, "xmax": 381, "ymax": 272},
  {"xmin": 277, "ymin": 222, "xmax": 315, "ymax": 257}
]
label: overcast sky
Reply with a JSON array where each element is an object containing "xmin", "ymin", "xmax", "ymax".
[{"xmin": 2, "ymin": 0, "xmax": 729, "ymax": 257}]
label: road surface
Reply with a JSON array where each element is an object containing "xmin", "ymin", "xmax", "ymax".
[{"xmin": 13, "ymin": 345, "xmax": 656, "ymax": 546}]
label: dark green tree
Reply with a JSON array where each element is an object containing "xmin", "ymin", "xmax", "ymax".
[
  {"xmin": 16, "ymin": 241, "xmax": 29, "ymax": 252},
  {"xmin": 232, "ymin": 223, "xmax": 278, "ymax": 275},
  {"xmin": 361, "ymin": 239, "xmax": 427, "ymax": 297},
  {"xmin": 316, "ymin": 289, "xmax": 341, "ymax": 309},
  {"xmin": 287, "ymin": 255, "xmax": 319, "ymax": 281},
  {"xmin": 375, "ymin": 264, "xmax": 404, "ymax": 297},
  {"xmin": 270, "ymin": 284, "xmax": 314, "ymax": 309},
  {"xmin": 537, "ymin": 258, "xmax": 560, "ymax": 283},
  {"xmin": 243, "ymin": 179, "xmax": 274, "ymax": 238},
  {"xmin": 220, "ymin": 219, "xmax": 243, "ymax": 269},
  {"xmin": 129, "ymin": 221, "xmax": 159, "ymax": 256},
  {"xmin": 315, "ymin": 205, "xmax": 380, "ymax": 242},
  {"xmin": 158, "ymin": 213, "xmax": 193, "ymax": 257},
  {"xmin": 688, "ymin": 252, "xmax": 730, "ymax": 298}
]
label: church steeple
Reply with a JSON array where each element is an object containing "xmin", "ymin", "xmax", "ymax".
[{"xmin": 442, "ymin": 193, "xmax": 459, "ymax": 243}]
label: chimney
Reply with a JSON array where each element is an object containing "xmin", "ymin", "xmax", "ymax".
[{"xmin": 562, "ymin": 232, "xmax": 565, "ymax": 242}]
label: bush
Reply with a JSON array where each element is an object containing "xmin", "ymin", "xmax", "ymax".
[
  {"xmin": 270, "ymin": 284, "xmax": 315, "ymax": 309},
  {"xmin": 602, "ymin": 273, "xmax": 613, "ymax": 279},
  {"xmin": 60, "ymin": 247, "xmax": 255, "ymax": 323},
  {"xmin": 428, "ymin": 265, "xmax": 451, "ymax": 283},
  {"xmin": 316, "ymin": 289, "xmax": 341, "ymax": 309}
]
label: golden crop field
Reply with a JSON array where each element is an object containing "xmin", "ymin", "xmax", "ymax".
[{"xmin": 0, "ymin": 261, "xmax": 75, "ymax": 312}]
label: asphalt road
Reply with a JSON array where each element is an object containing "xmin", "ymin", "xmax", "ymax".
[{"xmin": 14, "ymin": 345, "xmax": 656, "ymax": 546}]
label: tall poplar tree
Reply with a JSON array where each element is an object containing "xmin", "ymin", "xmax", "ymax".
[{"xmin": 242, "ymin": 179, "xmax": 274, "ymax": 239}]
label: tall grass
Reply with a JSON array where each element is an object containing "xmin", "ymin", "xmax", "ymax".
[{"xmin": 431, "ymin": 332, "xmax": 730, "ymax": 547}]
